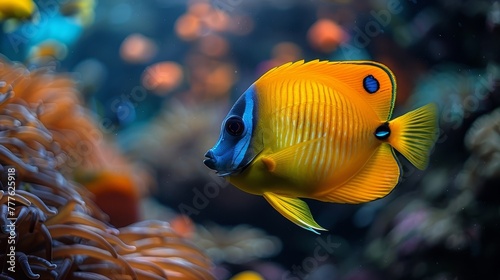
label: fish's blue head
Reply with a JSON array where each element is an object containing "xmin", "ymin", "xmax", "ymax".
[{"xmin": 204, "ymin": 85, "xmax": 261, "ymax": 176}]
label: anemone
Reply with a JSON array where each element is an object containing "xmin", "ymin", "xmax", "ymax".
[{"xmin": 0, "ymin": 58, "xmax": 215, "ymax": 279}]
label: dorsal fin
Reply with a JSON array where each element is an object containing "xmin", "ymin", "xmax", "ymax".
[{"xmin": 255, "ymin": 60, "xmax": 397, "ymax": 121}]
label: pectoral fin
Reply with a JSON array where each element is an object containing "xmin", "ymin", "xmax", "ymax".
[
  {"xmin": 263, "ymin": 192, "xmax": 327, "ymax": 234},
  {"xmin": 261, "ymin": 138, "xmax": 324, "ymax": 174}
]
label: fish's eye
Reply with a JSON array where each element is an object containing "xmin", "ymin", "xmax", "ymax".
[{"xmin": 225, "ymin": 116, "xmax": 245, "ymax": 136}]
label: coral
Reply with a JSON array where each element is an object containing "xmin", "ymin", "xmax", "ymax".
[
  {"xmin": 123, "ymin": 99, "xmax": 223, "ymax": 203},
  {"xmin": 194, "ymin": 224, "xmax": 282, "ymax": 265},
  {"xmin": 0, "ymin": 59, "xmax": 215, "ymax": 279},
  {"xmin": 460, "ymin": 108, "xmax": 500, "ymax": 187},
  {"xmin": 0, "ymin": 56, "xmax": 155, "ymax": 227}
]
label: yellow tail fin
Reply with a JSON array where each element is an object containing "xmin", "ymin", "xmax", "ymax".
[{"xmin": 388, "ymin": 103, "xmax": 438, "ymax": 170}]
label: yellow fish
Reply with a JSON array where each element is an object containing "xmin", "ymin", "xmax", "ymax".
[
  {"xmin": 0, "ymin": 0, "xmax": 36, "ymax": 21},
  {"xmin": 204, "ymin": 60, "xmax": 438, "ymax": 233},
  {"xmin": 229, "ymin": 271, "xmax": 264, "ymax": 280},
  {"xmin": 59, "ymin": 0, "xmax": 96, "ymax": 26}
]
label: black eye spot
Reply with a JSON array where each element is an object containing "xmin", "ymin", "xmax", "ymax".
[
  {"xmin": 363, "ymin": 75, "xmax": 380, "ymax": 94},
  {"xmin": 225, "ymin": 116, "xmax": 245, "ymax": 136},
  {"xmin": 374, "ymin": 122, "xmax": 390, "ymax": 140}
]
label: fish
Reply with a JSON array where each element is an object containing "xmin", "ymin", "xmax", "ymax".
[
  {"xmin": 229, "ymin": 271, "xmax": 265, "ymax": 280},
  {"xmin": 204, "ymin": 60, "xmax": 438, "ymax": 234},
  {"xmin": 59, "ymin": 0, "xmax": 96, "ymax": 26},
  {"xmin": 0, "ymin": 0, "xmax": 36, "ymax": 21}
]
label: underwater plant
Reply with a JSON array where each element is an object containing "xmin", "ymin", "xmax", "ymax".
[
  {"xmin": 0, "ymin": 57, "xmax": 103, "ymax": 173},
  {"xmin": 0, "ymin": 58, "xmax": 215, "ymax": 279},
  {"xmin": 460, "ymin": 107, "xmax": 500, "ymax": 189},
  {"xmin": 193, "ymin": 224, "xmax": 282, "ymax": 265}
]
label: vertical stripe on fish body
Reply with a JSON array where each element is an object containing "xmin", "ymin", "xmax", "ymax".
[{"xmin": 256, "ymin": 65, "xmax": 379, "ymax": 191}]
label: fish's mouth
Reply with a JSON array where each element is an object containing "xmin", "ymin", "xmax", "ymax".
[
  {"xmin": 203, "ymin": 150, "xmax": 230, "ymax": 176},
  {"xmin": 203, "ymin": 150, "xmax": 217, "ymax": 170},
  {"xmin": 203, "ymin": 150, "xmax": 248, "ymax": 177}
]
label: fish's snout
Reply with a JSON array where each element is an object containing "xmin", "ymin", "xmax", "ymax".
[{"xmin": 203, "ymin": 150, "xmax": 216, "ymax": 170}]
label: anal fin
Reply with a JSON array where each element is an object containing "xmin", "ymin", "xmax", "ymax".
[
  {"xmin": 318, "ymin": 144, "xmax": 400, "ymax": 204},
  {"xmin": 263, "ymin": 192, "xmax": 327, "ymax": 234}
]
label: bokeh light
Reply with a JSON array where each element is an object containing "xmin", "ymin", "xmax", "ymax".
[
  {"xmin": 119, "ymin": 33, "xmax": 158, "ymax": 64},
  {"xmin": 175, "ymin": 13, "xmax": 202, "ymax": 41},
  {"xmin": 141, "ymin": 61, "xmax": 184, "ymax": 95},
  {"xmin": 272, "ymin": 42, "xmax": 302, "ymax": 63},
  {"xmin": 198, "ymin": 34, "xmax": 229, "ymax": 57},
  {"xmin": 307, "ymin": 18, "xmax": 348, "ymax": 53}
]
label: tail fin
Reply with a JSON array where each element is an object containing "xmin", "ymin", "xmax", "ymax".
[{"xmin": 387, "ymin": 103, "xmax": 438, "ymax": 170}]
